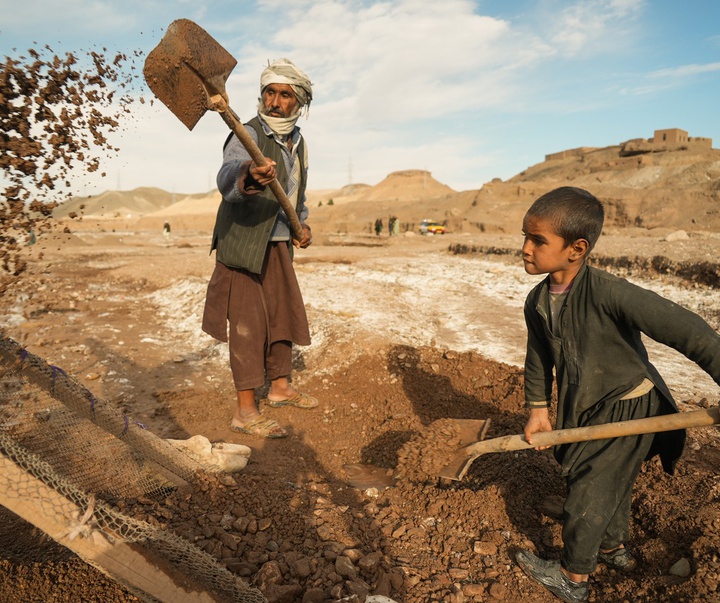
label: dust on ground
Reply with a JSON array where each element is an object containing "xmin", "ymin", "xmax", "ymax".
[{"xmin": 0, "ymin": 229, "xmax": 718, "ymax": 603}]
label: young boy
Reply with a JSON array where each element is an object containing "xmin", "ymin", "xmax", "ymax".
[{"xmin": 514, "ymin": 186, "xmax": 720, "ymax": 603}]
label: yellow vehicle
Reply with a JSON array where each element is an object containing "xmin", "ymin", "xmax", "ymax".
[{"xmin": 420, "ymin": 219, "xmax": 446, "ymax": 235}]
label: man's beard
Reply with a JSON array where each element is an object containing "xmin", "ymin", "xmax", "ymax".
[
  {"xmin": 258, "ymin": 102, "xmax": 301, "ymax": 136},
  {"xmin": 259, "ymin": 104, "xmax": 300, "ymax": 119}
]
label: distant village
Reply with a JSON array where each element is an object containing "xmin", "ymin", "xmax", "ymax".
[{"xmin": 546, "ymin": 128, "xmax": 713, "ymax": 162}]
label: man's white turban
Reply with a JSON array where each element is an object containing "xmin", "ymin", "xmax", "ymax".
[{"xmin": 260, "ymin": 58, "xmax": 313, "ymax": 109}]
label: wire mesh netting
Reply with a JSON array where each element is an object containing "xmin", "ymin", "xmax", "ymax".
[{"xmin": 0, "ymin": 335, "xmax": 267, "ymax": 603}]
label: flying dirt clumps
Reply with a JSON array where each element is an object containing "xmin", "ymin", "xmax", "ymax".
[{"xmin": 0, "ymin": 44, "xmax": 142, "ymax": 275}]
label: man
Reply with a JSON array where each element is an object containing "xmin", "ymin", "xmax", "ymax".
[{"xmin": 202, "ymin": 58, "xmax": 318, "ymax": 439}]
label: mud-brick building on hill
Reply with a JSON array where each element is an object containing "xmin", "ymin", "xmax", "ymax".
[
  {"xmin": 545, "ymin": 128, "xmax": 713, "ymax": 161},
  {"xmin": 652, "ymin": 128, "xmax": 712, "ymax": 147}
]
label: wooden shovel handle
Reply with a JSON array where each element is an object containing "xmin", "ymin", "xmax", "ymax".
[
  {"xmin": 463, "ymin": 407, "xmax": 720, "ymax": 457},
  {"xmin": 210, "ymin": 96, "xmax": 305, "ymax": 241}
]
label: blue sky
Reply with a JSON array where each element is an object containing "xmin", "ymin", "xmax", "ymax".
[{"xmin": 2, "ymin": 0, "xmax": 719, "ymax": 196}]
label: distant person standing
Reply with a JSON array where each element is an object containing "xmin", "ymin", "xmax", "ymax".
[
  {"xmin": 374, "ymin": 217, "xmax": 383, "ymax": 236},
  {"xmin": 202, "ymin": 58, "xmax": 318, "ymax": 439},
  {"xmin": 393, "ymin": 215, "xmax": 400, "ymax": 236},
  {"xmin": 388, "ymin": 215, "xmax": 396, "ymax": 237},
  {"xmin": 163, "ymin": 222, "xmax": 171, "ymax": 240}
]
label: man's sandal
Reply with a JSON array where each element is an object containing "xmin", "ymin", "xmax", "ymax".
[
  {"xmin": 229, "ymin": 415, "xmax": 288, "ymax": 438},
  {"xmin": 264, "ymin": 391, "xmax": 318, "ymax": 409}
]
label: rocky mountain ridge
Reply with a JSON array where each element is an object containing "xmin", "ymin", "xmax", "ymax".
[{"xmin": 56, "ymin": 141, "xmax": 720, "ymax": 235}]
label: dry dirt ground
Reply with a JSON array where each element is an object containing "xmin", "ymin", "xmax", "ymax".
[{"xmin": 1, "ymin": 226, "xmax": 719, "ymax": 603}]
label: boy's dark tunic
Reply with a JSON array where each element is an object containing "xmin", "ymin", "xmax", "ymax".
[{"xmin": 524, "ymin": 263, "xmax": 720, "ymax": 573}]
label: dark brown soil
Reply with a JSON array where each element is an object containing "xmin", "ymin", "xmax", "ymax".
[{"xmin": 0, "ymin": 230, "xmax": 718, "ymax": 603}]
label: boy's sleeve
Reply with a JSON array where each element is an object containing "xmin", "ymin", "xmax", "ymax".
[
  {"xmin": 523, "ymin": 296, "xmax": 554, "ymax": 407},
  {"xmin": 611, "ymin": 279, "xmax": 720, "ymax": 386}
]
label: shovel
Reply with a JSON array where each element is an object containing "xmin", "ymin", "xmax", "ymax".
[
  {"xmin": 438, "ymin": 406, "xmax": 720, "ymax": 481},
  {"xmin": 143, "ymin": 18, "xmax": 305, "ymax": 240}
]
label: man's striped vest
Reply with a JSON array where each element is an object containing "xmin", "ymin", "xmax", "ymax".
[{"xmin": 211, "ymin": 116, "xmax": 307, "ymax": 274}]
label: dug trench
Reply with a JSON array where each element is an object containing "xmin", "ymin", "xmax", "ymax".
[{"xmin": 0, "ymin": 231, "xmax": 719, "ymax": 603}]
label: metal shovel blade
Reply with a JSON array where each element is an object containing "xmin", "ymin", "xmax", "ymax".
[
  {"xmin": 143, "ymin": 19, "xmax": 237, "ymax": 130},
  {"xmin": 437, "ymin": 406, "xmax": 720, "ymax": 482}
]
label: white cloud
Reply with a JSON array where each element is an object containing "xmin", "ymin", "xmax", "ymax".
[
  {"xmin": 649, "ymin": 62, "xmax": 720, "ymax": 79},
  {"xmin": 3, "ymin": 0, "xmax": 718, "ymax": 196},
  {"xmin": 549, "ymin": 0, "xmax": 644, "ymax": 55}
]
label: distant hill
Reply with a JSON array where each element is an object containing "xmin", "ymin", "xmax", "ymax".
[
  {"xmin": 474, "ymin": 140, "xmax": 720, "ymax": 232},
  {"xmin": 55, "ymin": 138, "xmax": 720, "ymax": 234},
  {"xmin": 53, "ymin": 187, "xmax": 213, "ymax": 219},
  {"xmin": 309, "ymin": 141, "xmax": 720, "ymax": 235}
]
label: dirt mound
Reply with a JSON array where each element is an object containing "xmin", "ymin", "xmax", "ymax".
[{"xmin": 1, "ymin": 232, "xmax": 719, "ymax": 602}]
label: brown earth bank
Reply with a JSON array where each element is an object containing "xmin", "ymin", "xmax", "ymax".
[
  {"xmin": 52, "ymin": 141, "xmax": 720, "ymax": 240},
  {"xmin": 0, "ymin": 228, "xmax": 718, "ymax": 603}
]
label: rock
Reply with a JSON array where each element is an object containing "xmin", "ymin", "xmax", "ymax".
[
  {"xmin": 664, "ymin": 230, "xmax": 689, "ymax": 242},
  {"xmin": 374, "ymin": 569, "xmax": 392, "ymax": 596},
  {"xmin": 328, "ymin": 571, "xmax": 343, "ymax": 584},
  {"xmin": 233, "ymin": 516, "xmax": 250, "ymax": 533},
  {"xmin": 263, "ymin": 583, "xmax": 303, "ymax": 603},
  {"xmin": 302, "ymin": 587, "xmax": 326, "ymax": 603},
  {"xmin": 346, "ymin": 578, "xmax": 371, "ymax": 598},
  {"xmin": 255, "ymin": 560, "xmax": 283, "ymax": 589},
  {"xmin": 388, "ymin": 568, "xmax": 405, "ymax": 590},
  {"xmin": 343, "ymin": 548, "xmax": 364, "ymax": 563},
  {"xmin": 336, "ymin": 555, "xmax": 358, "ymax": 579},
  {"xmin": 218, "ymin": 530, "xmax": 237, "ymax": 550},
  {"xmin": 259, "ymin": 518, "xmax": 273, "ymax": 531},
  {"xmin": 489, "ymin": 581, "xmax": 506, "ymax": 598},
  {"xmin": 291, "ymin": 557, "xmax": 312, "ymax": 579},
  {"xmin": 219, "ymin": 513, "xmax": 234, "ymax": 530},
  {"xmin": 473, "ymin": 541, "xmax": 497, "ymax": 556},
  {"xmin": 358, "ymin": 551, "xmax": 382, "ymax": 572},
  {"xmin": 449, "ymin": 568, "xmax": 469, "ymax": 580},
  {"xmin": 462, "ymin": 583, "xmax": 485, "ymax": 597},
  {"xmin": 226, "ymin": 561, "xmax": 258, "ymax": 577},
  {"xmin": 316, "ymin": 524, "xmax": 334, "ymax": 541},
  {"xmin": 366, "ymin": 597, "xmax": 400, "ymax": 603},
  {"xmin": 669, "ymin": 558, "xmax": 692, "ymax": 577}
]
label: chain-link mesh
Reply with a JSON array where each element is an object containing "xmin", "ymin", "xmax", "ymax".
[{"xmin": 0, "ymin": 335, "xmax": 267, "ymax": 603}]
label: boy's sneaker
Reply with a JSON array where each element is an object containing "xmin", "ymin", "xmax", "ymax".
[
  {"xmin": 515, "ymin": 549, "xmax": 589, "ymax": 603},
  {"xmin": 597, "ymin": 546, "xmax": 637, "ymax": 571}
]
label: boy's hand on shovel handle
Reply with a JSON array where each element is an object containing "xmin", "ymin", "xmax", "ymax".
[{"xmin": 525, "ymin": 407, "xmax": 553, "ymax": 450}]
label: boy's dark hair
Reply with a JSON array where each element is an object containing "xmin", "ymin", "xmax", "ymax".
[{"xmin": 526, "ymin": 186, "xmax": 604, "ymax": 252}]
